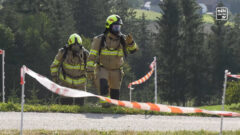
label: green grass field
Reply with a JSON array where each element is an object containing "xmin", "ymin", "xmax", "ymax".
[
  {"xmin": 200, "ymin": 105, "xmax": 226, "ymax": 111},
  {"xmin": 1, "ymin": 130, "xmax": 240, "ymax": 135},
  {"xmin": 200, "ymin": 104, "xmax": 240, "ymax": 112}
]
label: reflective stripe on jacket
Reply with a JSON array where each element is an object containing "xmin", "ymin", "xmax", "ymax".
[{"xmin": 50, "ymin": 47, "xmax": 89, "ymax": 86}]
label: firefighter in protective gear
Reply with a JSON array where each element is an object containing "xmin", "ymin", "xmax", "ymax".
[
  {"xmin": 86, "ymin": 14, "xmax": 138, "ymax": 101},
  {"xmin": 50, "ymin": 33, "xmax": 89, "ymax": 105}
]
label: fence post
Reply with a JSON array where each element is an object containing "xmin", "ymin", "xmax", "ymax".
[
  {"xmin": 20, "ymin": 66, "xmax": 26, "ymax": 135},
  {"xmin": 220, "ymin": 69, "xmax": 228, "ymax": 135}
]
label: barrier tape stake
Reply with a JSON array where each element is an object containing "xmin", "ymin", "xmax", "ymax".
[
  {"xmin": 129, "ymin": 87, "xmax": 131, "ymax": 101},
  {"xmin": 20, "ymin": 66, "xmax": 25, "ymax": 135},
  {"xmin": 220, "ymin": 69, "xmax": 228, "ymax": 135},
  {"xmin": 129, "ymin": 87, "xmax": 134, "ymax": 101},
  {"xmin": 128, "ymin": 58, "xmax": 156, "ymax": 103},
  {"xmin": 154, "ymin": 56, "xmax": 157, "ymax": 104},
  {"xmin": 2, "ymin": 50, "xmax": 5, "ymax": 103}
]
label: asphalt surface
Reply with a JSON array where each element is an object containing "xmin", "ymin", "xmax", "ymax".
[{"xmin": 0, "ymin": 112, "xmax": 239, "ymax": 131}]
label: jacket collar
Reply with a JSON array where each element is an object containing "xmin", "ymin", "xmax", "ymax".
[{"xmin": 107, "ymin": 32, "xmax": 121, "ymax": 40}]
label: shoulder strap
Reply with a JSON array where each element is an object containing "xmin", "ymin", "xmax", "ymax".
[
  {"xmin": 99, "ymin": 34, "xmax": 106, "ymax": 55},
  {"xmin": 59, "ymin": 45, "xmax": 68, "ymax": 79},
  {"xmin": 83, "ymin": 48, "xmax": 89, "ymax": 69},
  {"xmin": 120, "ymin": 35, "xmax": 128, "ymax": 58},
  {"xmin": 62, "ymin": 46, "xmax": 68, "ymax": 60}
]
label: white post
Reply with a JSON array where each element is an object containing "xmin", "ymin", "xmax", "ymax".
[
  {"xmin": 129, "ymin": 87, "xmax": 134, "ymax": 102},
  {"xmin": 154, "ymin": 56, "xmax": 157, "ymax": 104},
  {"xmin": 129, "ymin": 88, "xmax": 131, "ymax": 101},
  {"xmin": 20, "ymin": 66, "xmax": 25, "ymax": 135},
  {"xmin": 220, "ymin": 69, "xmax": 228, "ymax": 135},
  {"xmin": 2, "ymin": 50, "xmax": 5, "ymax": 103}
]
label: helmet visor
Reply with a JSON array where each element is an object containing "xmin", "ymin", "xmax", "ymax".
[{"xmin": 112, "ymin": 24, "xmax": 121, "ymax": 33}]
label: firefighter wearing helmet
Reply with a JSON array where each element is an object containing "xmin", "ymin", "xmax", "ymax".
[
  {"xmin": 50, "ymin": 33, "xmax": 89, "ymax": 105},
  {"xmin": 87, "ymin": 14, "xmax": 138, "ymax": 104}
]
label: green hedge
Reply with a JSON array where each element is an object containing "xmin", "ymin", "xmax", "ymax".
[
  {"xmin": 229, "ymin": 103, "xmax": 240, "ymax": 111},
  {"xmin": 0, "ymin": 102, "xmax": 227, "ymax": 117},
  {"xmin": 226, "ymin": 81, "xmax": 240, "ymax": 104}
]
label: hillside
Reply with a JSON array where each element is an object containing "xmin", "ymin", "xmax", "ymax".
[
  {"xmin": 135, "ymin": 9, "xmax": 162, "ymax": 20},
  {"xmin": 135, "ymin": 9, "xmax": 234, "ymax": 34},
  {"xmin": 135, "ymin": 9, "xmax": 233, "ymax": 26}
]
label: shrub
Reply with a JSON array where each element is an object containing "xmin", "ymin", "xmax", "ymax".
[
  {"xmin": 0, "ymin": 102, "xmax": 20, "ymax": 111},
  {"xmin": 226, "ymin": 81, "xmax": 240, "ymax": 105},
  {"xmin": 229, "ymin": 103, "xmax": 240, "ymax": 111}
]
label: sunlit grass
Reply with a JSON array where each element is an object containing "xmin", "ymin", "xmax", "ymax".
[
  {"xmin": 202, "ymin": 14, "xmax": 215, "ymax": 24},
  {"xmin": 134, "ymin": 9, "xmax": 162, "ymax": 20},
  {"xmin": 202, "ymin": 14, "xmax": 234, "ymax": 26},
  {"xmin": 200, "ymin": 104, "xmax": 240, "ymax": 112},
  {"xmin": 200, "ymin": 105, "xmax": 229, "ymax": 111},
  {"xmin": 1, "ymin": 102, "xmax": 239, "ymax": 116}
]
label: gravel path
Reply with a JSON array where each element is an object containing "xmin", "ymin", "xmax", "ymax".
[{"xmin": 0, "ymin": 112, "xmax": 239, "ymax": 131}]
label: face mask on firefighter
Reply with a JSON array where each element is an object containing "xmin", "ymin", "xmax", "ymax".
[
  {"xmin": 71, "ymin": 44, "xmax": 82, "ymax": 54},
  {"xmin": 111, "ymin": 24, "xmax": 121, "ymax": 33}
]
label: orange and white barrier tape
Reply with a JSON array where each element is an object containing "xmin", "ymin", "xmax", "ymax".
[
  {"xmin": 227, "ymin": 74, "xmax": 240, "ymax": 79},
  {"xmin": 128, "ymin": 59, "xmax": 156, "ymax": 88},
  {"xmin": 20, "ymin": 66, "xmax": 95, "ymax": 98},
  {"xmin": 0, "ymin": 49, "xmax": 4, "ymax": 54},
  {"xmin": 20, "ymin": 66, "xmax": 240, "ymax": 117}
]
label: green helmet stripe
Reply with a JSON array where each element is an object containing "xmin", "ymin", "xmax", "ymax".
[
  {"xmin": 105, "ymin": 14, "xmax": 122, "ymax": 29},
  {"xmin": 68, "ymin": 33, "xmax": 82, "ymax": 45}
]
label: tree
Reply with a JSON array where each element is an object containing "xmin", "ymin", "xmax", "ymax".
[
  {"xmin": 156, "ymin": 0, "xmax": 183, "ymax": 105},
  {"xmin": 0, "ymin": 0, "xmax": 55, "ymax": 102},
  {"xmin": 208, "ymin": 2, "xmax": 234, "ymax": 103},
  {"xmin": 72, "ymin": 0, "xmax": 112, "ymax": 37},
  {"xmin": 128, "ymin": 13, "xmax": 155, "ymax": 102},
  {"xmin": 180, "ymin": 0, "xmax": 209, "ymax": 106},
  {"xmin": 14, "ymin": 0, "xmax": 49, "ymax": 14},
  {"xmin": 0, "ymin": 0, "xmax": 21, "ymax": 32},
  {"xmin": 110, "ymin": 0, "xmax": 137, "ymax": 34},
  {"xmin": 47, "ymin": 0, "xmax": 76, "ymax": 56},
  {"xmin": 231, "ymin": 14, "xmax": 240, "ymax": 72},
  {"xmin": 130, "ymin": 13, "xmax": 153, "ymax": 80},
  {"xmin": 0, "ymin": 24, "xmax": 15, "ymax": 49}
]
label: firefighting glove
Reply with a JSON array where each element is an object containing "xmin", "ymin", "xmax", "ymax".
[
  {"xmin": 87, "ymin": 71, "xmax": 95, "ymax": 81},
  {"xmin": 126, "ymin": 33, "xmax": 135, "ymax": 45}
]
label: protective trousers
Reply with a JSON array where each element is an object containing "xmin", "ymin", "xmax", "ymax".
[
  {"xmin": 95, "ymin": 66, "xmax": 124, "ymax": 100},
  {"xmin": 59, "ymin": 81, "xmax": 86, "ymax": 105}
]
